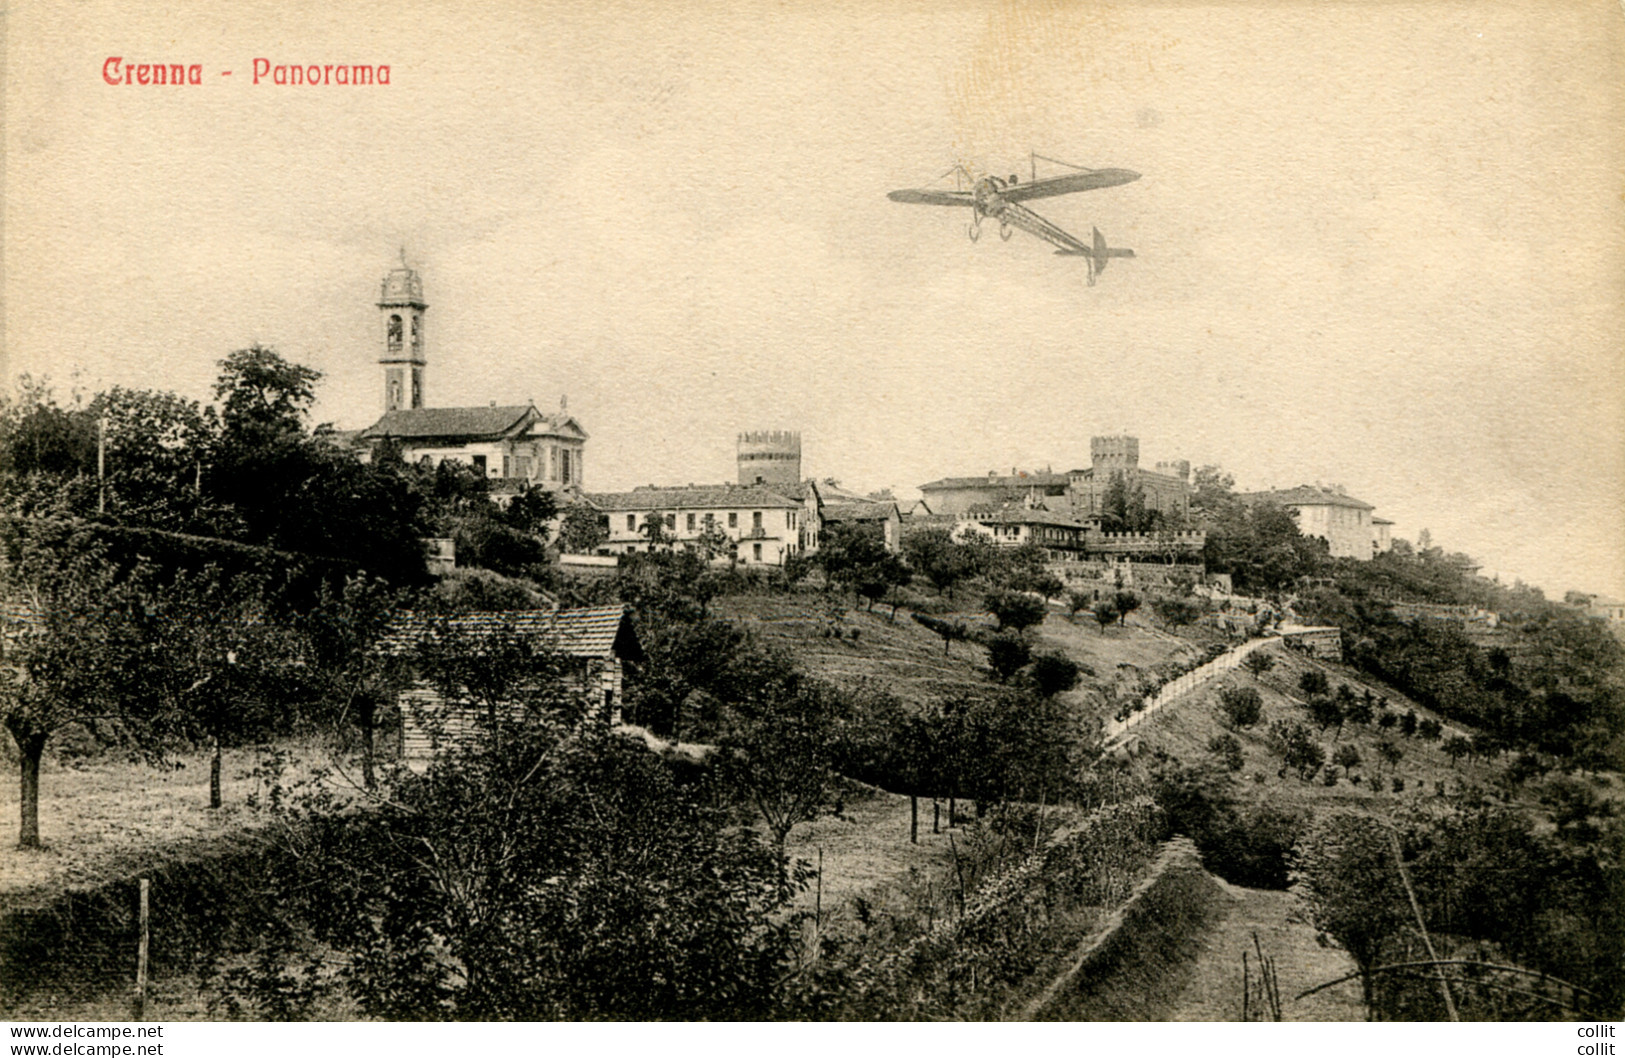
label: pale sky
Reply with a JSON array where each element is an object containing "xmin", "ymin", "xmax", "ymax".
[{"xmin": 6, "ymin": 1, "xmax": 1623, "ymax": 597}]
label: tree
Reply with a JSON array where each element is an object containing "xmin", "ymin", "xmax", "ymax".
[
  {"xmin": 1093, "ymin": 600, "xmax": 1119, "ymax": 632},
  {"xmin": 818, "ymin": 522, "xmax": 890, "ymax": 600},
  {"xmin": 912, "ymin": 612, "xmax": 969, "ymax": 655},
  {"xmin": 1267, "ymin": 720, "xmax": 1325, "ymax": 779},
  {"xmin": 692, "ymin": 514, "xmax": 732, "ymax": 564},
  {"xmin": 1112, "ymin": 590, "xmax": 1141, "ymax": 626},
  {"xmin": 1066, "ymin": 589, "xmax": 1092, "ymax": 623},
  {"xmin": 1442, "ymin": 734, "xmax": 1472, "ymax": 768},
  {"xmin": 213, "ymin": 345, "xmax": 321, "ymax": 443},
  {"xmin": 1218, "ymin": 685, "xmax": 1263, "ymax": 729},
  {"xmin": 1399, "ymin": 709, "xmax": 1419, "ymax": 737},
  {"xmin": 0, "ymin": 536, "xmax": 181, "ymax": 847},
  {"xmin": 853, "ymin": 552, "xmax": 912, "ymax": 616},
  {"xmin": 984, "ymin": 631, "xmax": 1032, "ymax": 682},
  {"xmin": 1291, "ymin": 813, "xmax": 1412, "ymax": 1018},
  {"xmin": 1242, "ymin": 651, "xmax": 1276, "ymax": 677},
  {"xmin": 1306, "ymin": 695, "xmax": 1346, "ymax": 738},
  {"xmin": 1024, "ymin": 650, "xmax": 1082, "ymax": 698},
  {"xmin": 1375, "ymin": 739, "xmax": 1404, "ymax": 775},
  {"xmin": 1332, "ymin": 743, "xmax": 1362, "ymax": 774},
  {"xmin": 1151, "ymin": 595, "xmax": 1205, "ymax": 631},
  {"xmin": 1208, "ymin": 732, "xmax": 1244, "ymax": 771},
  {"xmin": 717, "ymin": 679, "xmax": 847, "ymax": 879},
  {"xmin": 902, "ymin": 528, "xmax": 974, "ymax": 599},
  {"xmin": 1299, "ymin": 670, "xmax": 1330, "ymax": 697},
  {"xmin": 302, "ymin": 575, "xmax": 408, "ymax": 790},
  {"xmin": 983, "ymin": 588, "xmax": 1047, "ymax": 632}
]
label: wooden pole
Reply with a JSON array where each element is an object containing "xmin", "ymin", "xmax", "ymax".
[
  {"xmin": 1388, "ymin": 827, "xmax": 1458, "ymax": 1021},
  {"xmin": 134, "ymin": 878, "xmax": 149, "ymax": 1020}
]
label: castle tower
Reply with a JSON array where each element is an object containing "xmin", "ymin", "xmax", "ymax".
[
  {"xmin": 378, "ymin": 252, "xmax": 427, "ymax": 413},
  {"xmin": 1091, "ymin": 434, "xmax": 1140, "ymax": 474},
  {"xmin": 737, "ymin": 430, "xmax": 802, "ymax": 487}
]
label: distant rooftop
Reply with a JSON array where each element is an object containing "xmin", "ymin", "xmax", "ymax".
[{"xmin": 1244, "ymin": 485, "xmax": 1374, "ymax": 511}]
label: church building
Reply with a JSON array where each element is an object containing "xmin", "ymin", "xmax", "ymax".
[{"xmin": 356, "ymin": 257, "xmax": 587, "ymax": 494}]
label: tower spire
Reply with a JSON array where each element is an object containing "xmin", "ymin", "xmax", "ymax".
[{"xmin": 378, "ymin": 255, "xmax": 428, "ymax": 413}]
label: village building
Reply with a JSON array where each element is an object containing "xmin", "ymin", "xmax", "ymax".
[
  {"xmin": 1243, "ymin": 485, "xmax": 1378, "ymax": 561},
  {"xmin": 585, "ymin": 485, "xmax": 807, "ymax": 565},
  {"xmin": 951, "ymin": 505, "xmax": 1087, "ymax": 556},
  {"xmin": 1372, "ymin": 517, "xmax": 1395, "ymax": 556},
  {"xmin": 918, "ymin": 435, "xmax": 1192, "ymax": 524},
  {"xmin": 353, "ymin": 257, "xmax": 588, "ymax": 495},
  {"xmin": 377, "ymin": 604, "xmax": 643, "ymax": 763}
]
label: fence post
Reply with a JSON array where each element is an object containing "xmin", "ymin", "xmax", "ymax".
[{"xmin": 134, "ymin": 877, "xmax": 149, "ymax": 1020}]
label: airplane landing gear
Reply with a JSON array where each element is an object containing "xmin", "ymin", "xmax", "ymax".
[
  {"xmin": 999, "ymin": 220, "xmax": 1012, "ymax": 241},
  {"xmin": 967, "ymin": 216, "xmax": 982, "ymax": 242}
]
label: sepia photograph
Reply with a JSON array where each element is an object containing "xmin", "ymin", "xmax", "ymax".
[{"xmin": 1, "ymin": 0, "xmax": 1622, "ymax": 1041}]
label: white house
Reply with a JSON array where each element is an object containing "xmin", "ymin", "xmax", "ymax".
[
  {"xmin": 360, "ymin": 402, "xmax": 587, "ymax": 493},
  {"xmin": 585, "ymin": 485, "xmax": 807, "ymax": 566},
  {"xmin": 1244, "ymin": 485, "xmax": 1378, "ymax": 561}
]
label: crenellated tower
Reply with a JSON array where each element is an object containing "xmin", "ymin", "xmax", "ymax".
[
  {"xmin": 378, "ymin": 252, "xmax": 427, "ymax": 413},
  {"xmin": 737, "ymin": 429, "xmax": 802, "ymax": 487}
]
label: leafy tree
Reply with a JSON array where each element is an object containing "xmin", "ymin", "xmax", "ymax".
[
  {"xmin": 1218, "ymin": 685, "xmax": 1263, "ymax": 729},
  {"xmin": 639, "ymin": 510, "xmax": 674, "ymax": 550},
  {"xmin": 1306, "ymin": 695, "xmax": 1346, "ymax": 738},
  {"xmin": 1399, "ymin": 709, "xmax": 1419, "ymax": 737},
  {"xmin": 911, "ymin": 611, "xmax": 970, "ymax": 655},
  {"xmin": 1442, "ymin": 734, "xmax": 1472, "ymax": 768},
  {"xmin": 0, "ymin": 536, "xmax": 182, "ymax": 847},
  {"xmin": 717, "ymin": 679, "xmax": 847, "ymax": 877},
  {"xmin": 557, "ymin": 503, "xmax": 608, "ymax": 554},
  {"xmin": 412, "ymin": 617, "xmax": 584, "ymax": 750},
  {"xmin": 984, "ymin": 631, "xmax": 1033, "ymax": 682},
  {"xmin": 1291, "ymin": 813, "xmax": 1412, "ymax": 1018},
  {"xmin": 1345, "ymin": 694, "xmax": 1375, "ymax": 726},
  {"xmin": 692, "ymin": 513, "xmax": 733, "ymax": 564},
  {"xmin": 983, "ymin": 588, "xmax": 1047, "ymax": 632},
  {"xmin": 1024, "ymin": 650, "xmax": 1082, "ymax": 698},
  {"xmin": 1092, "ymin": 600, "xmax": 1119, "ymax": 632},
  {"xmin": 1376, "ymin": 709, "xmax": 1398, "ymax": 730},
  {"xmin": 1066, "ymin": 589, "xmax": 1093, "ymax": 623},
  {"xmin": 853, "ymin": 551, "xmax": 912, "ymax": 616},
  {"xmin": 902, "ymin": 528, "xmax": 974, "ymax": 599},
  {"xmin": 1375, "ymin": 739, "xmax": 1404, "ymax": 774},
  {"xmin": 1112, "ymin": 590, "xmax": 1141, "ymax": 626},
  {"xmin": 302, "ymin": 575, "xmax": 408, "ymax": 790},
  {"xmin": 1299, "ymin": 670, "xmax": 1330, "ymax": 697},
  {"xmin": 213, "ymin": 345, "xmax": 322, "ymax": 443},
  {"xmin": 1208, "ymin": 732, "xmax": 1244, "ymax": 771},
  {"xmin": 259, "ymin": 724, "xmax": 799, "ymax": 1019},
  {"xmin": 1151, "ymin": 595, "xmax": 1204, "ymax": 630},
  {"xmin": 1332, "ymin": 743, "xmax": 1362, "ymax": 774},
  {"xmin": 818, "ymin": 522, "xmax": 890, "ymax": 599},
  {"xmin": 1005, "ymin": 566, "xmax": 1064, "ymax": 601},
  {"xmin": 1267, "ymin": 720, "xmax": 1324, "ymax": 779},
  {"xmin": 1416, "ymin": 717, "xmax": 1442, "ymax": 741},
  {"xmin": 1241, "ymin": 650, "xmax": 1275, "ymax": 677}
]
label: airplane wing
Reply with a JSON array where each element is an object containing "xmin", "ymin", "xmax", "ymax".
[
  {"xmin": 996, "ymin": 201, "xmax": 1094, "ymax": 254},
  {"xmin": 1002, "ymin": 168, "xmax": 1140, "ymax": 203},
  {"xmin": 887, "ymin": 188, "xmax": 975, "ymax": 207}
]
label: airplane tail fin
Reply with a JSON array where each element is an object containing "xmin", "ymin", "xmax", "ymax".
[{"xmin": 1054, "ymin": 227, "xmax": 1134, "ymax": 284}]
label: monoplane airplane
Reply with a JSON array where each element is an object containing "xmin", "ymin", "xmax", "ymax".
[{"xmin": 888, "ymin": 157, "xmax": 1139, "ymax": 284}]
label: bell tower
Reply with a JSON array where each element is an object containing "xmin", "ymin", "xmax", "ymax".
[{"xmin": 378, "ymin": 250, "xmax": 427, "ymax": 413}]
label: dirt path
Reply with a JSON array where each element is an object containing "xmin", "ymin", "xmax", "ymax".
[{"xmin": 1166, "ymin": 881, "xmax": 1367, "ymax": 1021}]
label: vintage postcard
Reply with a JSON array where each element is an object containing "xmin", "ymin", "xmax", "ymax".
[{"xmin": 2, "ymin": 0, "xmax": 1621, "ymax": 1042}]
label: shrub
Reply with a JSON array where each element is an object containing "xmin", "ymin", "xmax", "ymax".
[
  {"xmin": 1399, "ymin": 710, "xmax": 1418, "ymax": 737},
  {"xmin": 1217, "ymin": 685, "xmax": 1263, "ymax": 729},
  {"xmin": 1024, "ymin": 651, "xmax": 1082, "ymax": 698}
]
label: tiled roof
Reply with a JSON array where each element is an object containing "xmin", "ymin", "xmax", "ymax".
[
  {"xmin": 585, "ymin": 485, "xmax": 801, "ymax": 511},
  {"xmin": 378, "ymin": 604, "xmax": 642, "ymax": 661},
  {"xmin": 1245, "ymin": 486, "xmax": 1374, "ymax": 511},
  {"xmin": 362, "ymin": 405, "xmax": 536, "ymax": 440},
  {"xmin": 968, "ymin": 507, "xmax": 1086, "ymax": 529},
  {"xmin": 919, "ymin": 473, "xmax": 1070, "ymax": 491},
  {"xmin": 822, "ymin": 501, "xmax": 898, "ymax": 523}
]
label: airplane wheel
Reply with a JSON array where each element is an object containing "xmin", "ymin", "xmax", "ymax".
[
  {"xmin": 999, "ymin": 221, "xmax": 1012, "ymax": 241},
  {"xmin": 967, "ymin": 222, "xmax": 981, "ymax": 242}
]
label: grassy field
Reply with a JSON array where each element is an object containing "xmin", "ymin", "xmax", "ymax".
[{"xmin": 0, "ymin": 739, "xmax": 340, "ymax": 911}]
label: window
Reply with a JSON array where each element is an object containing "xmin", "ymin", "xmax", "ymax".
[
  {"xmin": 472, "ymin": 455, "xmax": 487, "ymax": 475},
  {"xmin": 665, "ymin": 513, "xmax": 675, "ymax": 530},
  {"xmin": 387, "ymin": 314, "xmax": 402, "ymax": 351},
  {"xmin": 728, "ymin": 512, "xmax": 738, "ymax": 529},
  {"xmin": 686, "ymin": 513, "xmax": 696, "ymax": 531},
  {"xmin": 753, "ymin": 543, "xmax": 762, "ymax": 562},
  {"xmin": 752, "ymin": 511, "xmax": 763, "ymax": 531},
  {"xmin": 502, "ymin": 456, "xmax": 511, "ymax": 477},
  {"xmin": 627, "ymin": 515, "xmax": 636, "ymax": 531},
  {"xmin": 786, "ymin": 512, "xmax": 793, "ymax": 529},
  {"xmin": 561, "ymin": 450, "xmax": 573, "ymax": 485},
  {"xmin": 550, "ymin": 447, "xmax": 559, "ymax": 480}
]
